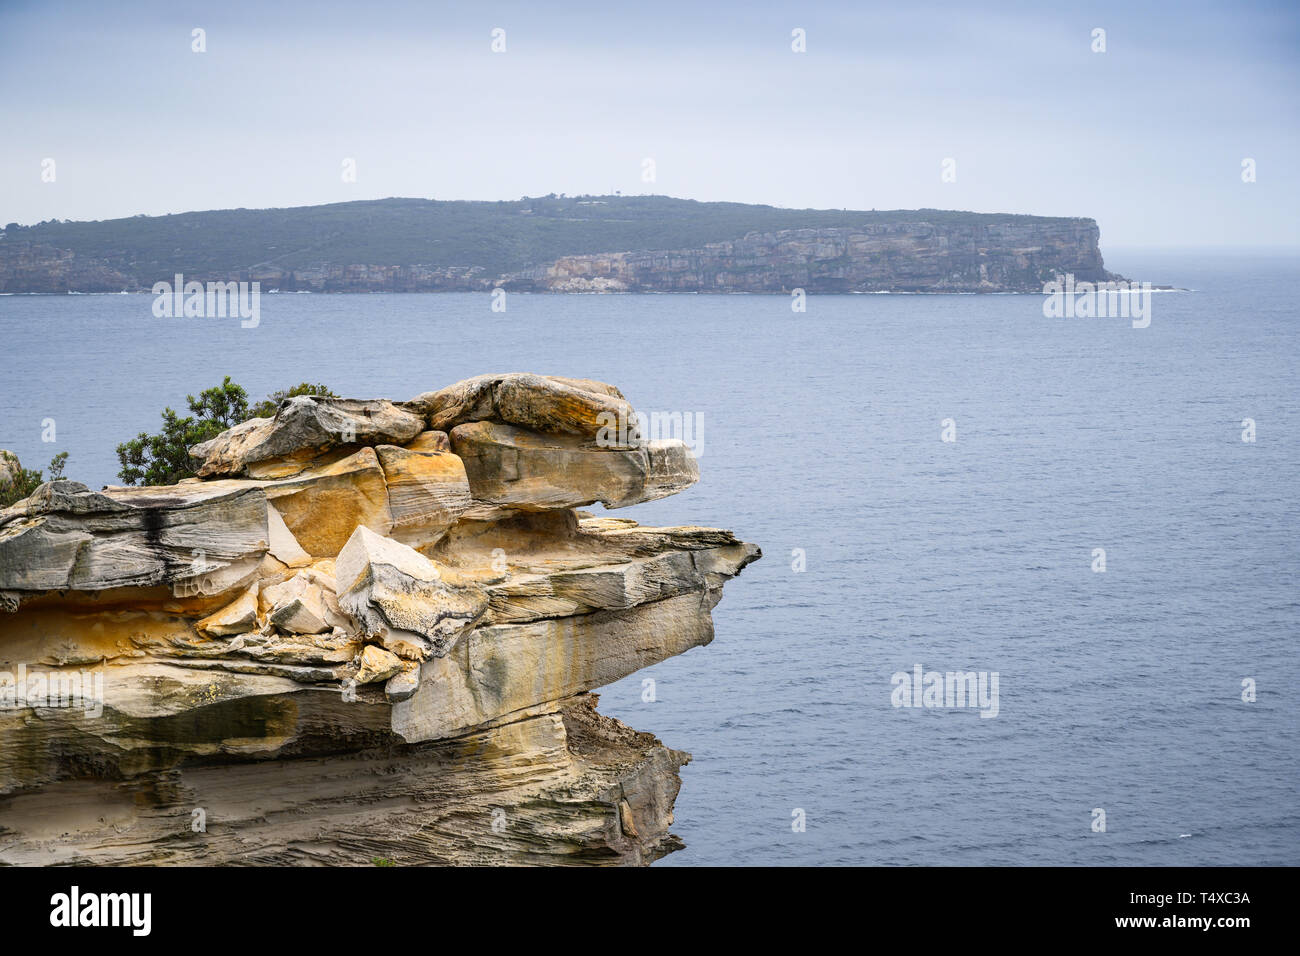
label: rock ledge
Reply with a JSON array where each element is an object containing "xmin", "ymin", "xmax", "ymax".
[{"xmin": 0, "ymin": 373, "xmax": 758, "ymax": 866}]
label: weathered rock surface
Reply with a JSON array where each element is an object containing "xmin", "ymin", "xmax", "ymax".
[
  {"xmin": 408, "ymin": 372, "xmax": 632, "ymax": 437},
  {"xmin": 196, "ymin": 584, "xmax": 260, "ymax": 637},
  {"xmin": 258, "ymin": 447, "xmax": 393, "ymax": 556},
  {"xmin": 266, "ymin": 503, "xmax": 312, "ymax": 567},
  {"xmin": 264, "ymin": 570, "xmax": 348, "ymax": 635},
  {"xmin": 393, "ymin": 590, "xmax": 722, "ymax": 742},
  {"xmin": 374, "ymin": 443, "xmax": 470, "ymax": 548},
  {"xmin": 451, "ymin": 421, "xmax": 699, "ymax": 513},
  {"xmin": 335, "ymin": 526, "xmax": 487, "ymax": 660},
  {"xmin": 0, "ymin": 374, "xmax": 758, "ymax": 866},
  {"xmin": 190, "ymin": 397, "xmax": 424, "ymax": 477},
  {"xmin": 0, "ymin": 695, "xmax": 687, "ymax": 865},
  {"xmin": 0, "ymin": 480, "xmax": 267, "ymax": 594},
  {"xmin": 354, "ymin": 644, "xmax": 402, "ymax": 685}
]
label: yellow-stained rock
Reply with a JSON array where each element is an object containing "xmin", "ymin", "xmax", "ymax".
[
  {"xmin": 374, "ymin": 444, "xmax": 471, "ymax": 549},
  {"xmin": 404, "ymin": 430, "xmax": 451, "ymax": 453},
  {"xmin": 266, "ymin": 503, "xmax": 312, "ymax": 566},
  {"xmin": 195, "ymin": 584, "xmax": 260, "ymax": 637},
  {"xmin": 264, "ymin": 447, "xmax": 392, "ymax": 557},
  {"xmin": 354, "ymin": 644, "xmax": 402, "ymax": 684}
]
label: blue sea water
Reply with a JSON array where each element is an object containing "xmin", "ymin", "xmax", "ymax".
[{"xmin": 1, "ymin": 250, "xmax": 1296, "ymax": 865}]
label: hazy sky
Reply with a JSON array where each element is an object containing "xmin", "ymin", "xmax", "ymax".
[{"xmin": 2, "ymin": 0, "xmax": 1297, "ymax": 247}]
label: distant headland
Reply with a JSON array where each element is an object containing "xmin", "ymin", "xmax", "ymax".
[{"xmin": 0, "ymin": 195, "xmax": 1122, "ymax": 295}]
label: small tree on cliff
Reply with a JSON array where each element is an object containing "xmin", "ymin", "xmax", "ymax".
[
  {"xmin": 116, "ymin": 377, "xmax": 250, "ymax": 486},
  {"xmin": 115, "ymin": 379, "xmax": 338, "ymax": 486}
]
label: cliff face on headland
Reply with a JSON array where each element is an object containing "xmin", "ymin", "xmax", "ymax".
[
  {"xmin": 502, "ymin": 221, "xmax": 1111, "ymax": 293},
  {"xmin": 0, "ymin": 374, "xmax": 758, "ymax": 865},
  {"xmin": 0, "ymin": 241, "xmax": 137, "ymax": 293},
  {"xmin": 0, "ymin": 196, "xmax": 1118, "ymax": 293}
]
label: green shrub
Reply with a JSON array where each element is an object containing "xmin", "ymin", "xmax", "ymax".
[{"xmin": 115, "ymin": 379, "xmax": 337, "ymax": 486}]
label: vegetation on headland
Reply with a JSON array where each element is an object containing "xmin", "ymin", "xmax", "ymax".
[
  {"xmin": 0, "ymin": 195, "xmax": 1092, "ymax": 284},
  {"xmin": 115, "ymin": 379, "xmax": 337, "ymax": 486}
]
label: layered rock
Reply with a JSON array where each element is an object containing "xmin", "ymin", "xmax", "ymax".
[
  {"xmin": 408, "ymin": 372, "xmax": 632, "ymax": 436},
  {"xmin": 0, "ymin": 373, "xmax": 758, "ymax": 866},
  {"xmin": 190, "ymin": 397, "xmax": 425, "ymax": 478},
  {"xmin": 504, "ymin": 222, "xmax": 1119, "ymax": 293},
  {"xmin": 451, "ymin": 421, "xmax": 699, "ymax": 514}
]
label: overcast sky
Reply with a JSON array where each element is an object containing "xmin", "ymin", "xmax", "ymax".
[{"xmin": 1, "ymin": 0, "xmax": 1296, "ymax": 247}]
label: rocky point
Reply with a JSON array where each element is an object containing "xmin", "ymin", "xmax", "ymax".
[{"xmin": 0, "ymin": 373, "xmax": 759, "ymax": 865}]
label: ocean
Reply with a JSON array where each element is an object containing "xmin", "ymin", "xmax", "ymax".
[{"xmin": 2, "ymin": 249, "xmax": 1296, "ymax": 865}]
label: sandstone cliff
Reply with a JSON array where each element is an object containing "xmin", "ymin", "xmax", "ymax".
[
  {"xmin": 501, "ymin": 221, "xmax": 1116, "ymax": 293},
  {"xmin": 0, "ymin": 241, "xmax": 136, "ymax": 294},
  {"xmin": 0, "ymin": 374, "xmax": 758, "ymax": 865}
]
